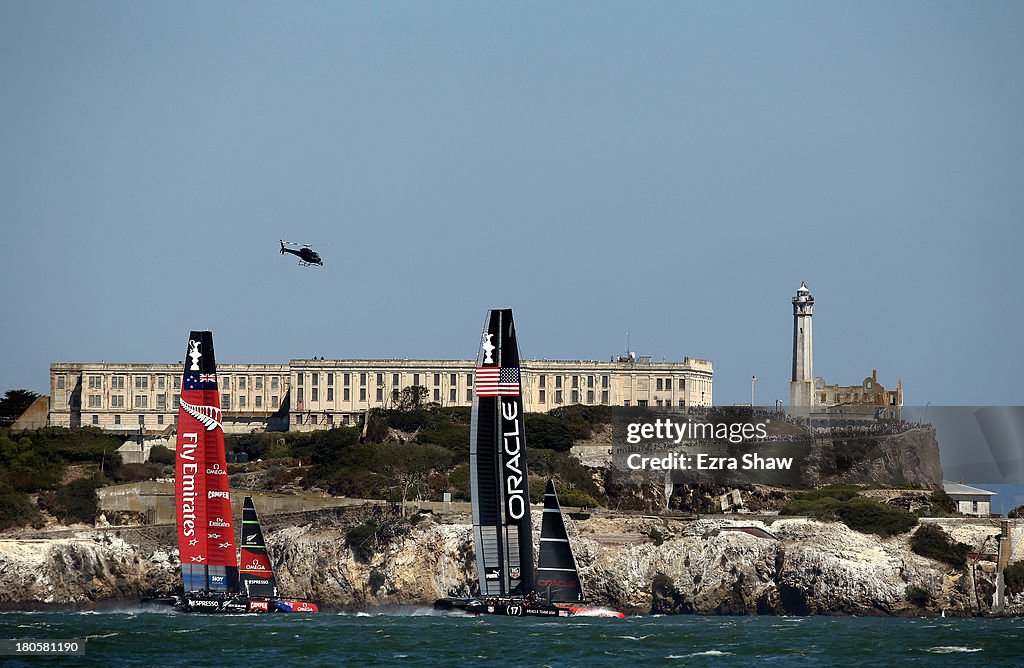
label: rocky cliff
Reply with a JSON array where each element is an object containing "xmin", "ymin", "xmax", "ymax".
[{"xmin": 0, "ymin": 507, "xmax": 1015, "ymax": 615}]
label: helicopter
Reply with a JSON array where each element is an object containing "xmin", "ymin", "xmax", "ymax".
[{"xmin": 279, "ymin": 240, "xmax": 323, "ymax": 267}]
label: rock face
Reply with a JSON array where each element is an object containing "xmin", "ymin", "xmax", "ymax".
[{"xmin": 0, "ymin": 508, "xmax": 1008, "ymax": 615}]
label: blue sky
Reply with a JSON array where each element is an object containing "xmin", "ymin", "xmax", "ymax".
[{"xmin": 1, "ymin": 2, "xmax": 1022, "ymax": 406}]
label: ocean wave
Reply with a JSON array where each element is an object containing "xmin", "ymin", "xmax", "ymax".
[
  {"xmin": 666, "ymin": 650, "xmax": 735, "ymax": 658},
  {"xmin": 615, "ymin": 635, "xmax": 654, "ymax": 641},
  {"xmin": 928, "ymin": 646, "xmax": 982, "ymax": 654}
]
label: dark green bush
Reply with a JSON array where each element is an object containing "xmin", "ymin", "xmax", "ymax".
[
  {"xmin": 910, "ymin": 524, "xmax": 971, "ymax": 568},
  {"xmin": 782, "ymin": 487, "xmax": 917, "ymax": 537},
  {"xmin": 0, "ymin": 481, "xmax": 39, "ymax": 531},
  {"xmin": 40, "ymin": 477, "xmax": 103, "ymax": 525},
  {"xmin": 1004, "ymin": 561, "xmax": 1024, "ymax": 595},
  {"xmin": 148, "ymin": 445, "xmax": 175, "ymax": 465}
]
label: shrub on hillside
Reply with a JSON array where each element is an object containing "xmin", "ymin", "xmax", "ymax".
[{"xmin": 910, "ymin": 524, "xmax": 971, "ymax": 568}]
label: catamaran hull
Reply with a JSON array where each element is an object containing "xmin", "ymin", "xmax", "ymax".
[
  {"xmin": 173, "ymin": 593, "xmax": 320, "ymax": 614},
  {"xmin": 433, "ymin": 597, "xmax": 623, "ymax": 619}
]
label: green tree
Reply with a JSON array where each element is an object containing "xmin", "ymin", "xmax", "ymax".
[{"xmin": 0, "ymin": 390, "xmax": 40, "ymax": 425}]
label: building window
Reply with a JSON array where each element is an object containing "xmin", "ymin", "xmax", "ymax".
[
  {"xmin": 376, "ymin": 388, "xmax": 383, "ymax": 402},
  {"xmin": 624, "ymin": 401, "xmax": 630, "ymax": 407},
  {"xmin": 666, "ymin": 378, "xmax": 672, "ymax": 391},
  {"xmin": 602, "ymin": 391, "xmax": 609, "ymax": 404},
  {"xmin": 360, "ymin": 373, "xmax": 367, "ymax": 386},
  {"xmin": 466, "ymin": 373, "xmax": 473, "ymax": 386},
  {"xmin": 172, "ymin": 394, "xmax": 180, "ymax": 408},
  {"xmin": 311, "ymin": 388, "xmax": 319, "ymax": 402},
  {"xmin": 327, "ymin": 387, "xmax": 334, "ymax": 402},
  {"xmin": 433, "ymin": 388, "xmax": 440, "ymax": 402},
  {"xmin": 134, "ymin": 395, "xmax": 148, "ymax": 408},
  {"xmin": 343, "ymin": 388, "xmax": 350, "ymax": 401},
  {"xmin": 374, "ymin": 373, "xmax": 382, "ymax": 386},
  {"xmin": 572, "ymin": 375, "xmax": 579, "ymax": 389},
  {"xmin": 272, "ymin": 395, "xmax": 279, "ymax": 408},
  {"xmin": 239, "ymin": 396, "xmax": 247, "ymax": 408},
  {"xmin": 114, "ymin": 414, "xmax": 121, "ymax": 425},
  {"xmin": 556, "ymin": 377, "xmax": 562, "ymax": 389},
  {"xmin": 158, "ymin": 415, "xmax": 164, "ymax": 425},
  {"xmin": 638, "ymin": 399, "xmax": 648, "ymax": 407},
  {"xmin": 223, "ymin": 376, "xmax": 231, "ymax": 389},
  {"xmin": 539, "ymin": 376, "xmax": 546, "ymax": 388},
  {"xmin": 294, "ymin": 415, "xmax": 301, "ymax": 425},
  {"xmin": 360, "ymin": 388, "xmax": 366, "ymax": 402},
  {"xmin": 327, "ymin": 414, "xmax": 334, "ymax": 425},
  {"xmin": 539, "ymin": 389, "xmax": 546, "ymax": 403},
  {"xmin": 88, "ymin": 375, "xmax": 101, "ymax": 389},
  {"xmin": 271, "ymin": 376, "xmax": 279, "ymax": 390},
  {"xmin": 572, "ymin": 390, "xmax": 579, "ymax": 403},
  {"xmin": 972, "ymin": 501, "xmax": 979, "ymax": 514},
  {"xmin": 112, "ymin": 376, "xmax": 125, "ymax": 389},
  {"xmin": 588, "ymin": 376, "xmax": 594, "ymax": 389},
  {"xmin": 57, "ymin": 376, "xmax": 65, "ymax": 389},
  {"xmin": 678, "ymin": 399, "xmax": 685, "ymax": 407},
  {"xmin": 327, "ymin": 373, "xmax": 333, "ymax": 386},
  {"xmin": 256, "ymin": 376, "xmax": 264, "ymax": 390},
  {"xmin": 255, "ymin": 395, "xmax": 262, "ymax": 408},
  {"xmin": 222, "ymin": 394, "xmax": 230, "ymax": 409},
  {"xmin": 91, "ymin": 414, "xmax": 98, "ymax": 425},
  {"xmin": 157, "ymin": 395, "xmax": 166, "ymax": 409},
  {"xmin": 297, "ymin": 387, "xmax": 304, "ymax": 405},
  {"xmin": 393, "ymin": 373, "xmax": 400, "ymax": 386},
  {"xmin": 158, "ymin": 376, "xmax": 166, "ymax": 389},
  {"xmin": 587, "ymin": 390, "xmax": 594, "ymax": 403},
  {"xmin": 88, "ymin": 395, "xmax": 101, "ymax": 408},
  {"xmin": 602, "ymin": 375, "xmax": 609, "ymax": 389},
  {"xmin": 139, "ymin": 415, "xmax": 145, "ymax": 425},
  {"xmin": 343, "ymin": 373, "xmax": 350, "ymax": 386},
  {"xmin": 434, "ymin": 373, "xmax": 440, "ymax": 386},
  {"xmin": 450, "ymin": 373, "xmax": 457, "ymax": 386},
  {"xmin": 656, "ymin": 379, "xmax": 663, "ymax": 391},
  {"xmin": 555, "ymin": 390, "xmax": 563, "ymax": 404},
  {"xmin": 173, "ymin": 376, "xmax": 181, "ymax": 389},
  {"xmin": 450, "ymin": 388, "xmax": 457, "ymax": 403},
  {"xmin": 413, "ymin": 373, "xmax": 420, "ymax": 386},
  {"xmin": 466, "ymin": 389, "xmax": 472, "ymax": 402},
  {"xmin": 239, "ymin": 377, "xmax": 247, "ymax": 390},
  {"xmin": 311, "ymin": 374, "xmax": 318, "ymax": 387},
  {"xmin": 311, "ymin": 414, "xmax": 318, "ymax": 425}
]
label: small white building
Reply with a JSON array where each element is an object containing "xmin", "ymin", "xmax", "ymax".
[{"xmin": 943, "ymin": 481, "xmax": 997, "ymax": 517}]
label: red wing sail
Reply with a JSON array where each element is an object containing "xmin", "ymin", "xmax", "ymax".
[{"xmin": 175, "ymin": 331, "xmax": 238, "ymax": 593}]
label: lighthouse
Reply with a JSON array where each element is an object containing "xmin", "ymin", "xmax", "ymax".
[{"xmin": 790, "ymin": 282, "xmax": 814, "ymax": 415}]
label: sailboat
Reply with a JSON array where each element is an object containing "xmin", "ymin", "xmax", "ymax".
[
  {"xmin": 433, "ymin": 309, "xmax": 623, "ymax": 618},
  {"xmin": 169, "ymin": 330, "xmax": 319, "ymax": 614}
]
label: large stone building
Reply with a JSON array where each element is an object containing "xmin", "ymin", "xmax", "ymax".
[
  {"xmin": 49, "ymin": 355, "xmax": 713, "ymax": 434},
  {"xmin": 788, "ymin": 282, "xmax": 903, "ymax": 421}
]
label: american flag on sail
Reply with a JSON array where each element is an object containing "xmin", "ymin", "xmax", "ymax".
[{"xmin": 475, "ymin": 366, "xmax": 520, "ymax": 397}]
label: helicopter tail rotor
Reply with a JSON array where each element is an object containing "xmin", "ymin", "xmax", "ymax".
[{"xmin": 280, "ymin": 240, "xmax": 286, "ymax": 254}]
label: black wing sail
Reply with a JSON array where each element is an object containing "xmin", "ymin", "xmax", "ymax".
[
  {"xmin": 471, "ymin": 308, "xmax": 535, "ymax": 596},
  {"xmin": 537, "ymin": 480, "xmax": 583, "ymax": 602},
  {"xmin": 239, "ymin": 497, "xmax": 280, "ymax": 598}
]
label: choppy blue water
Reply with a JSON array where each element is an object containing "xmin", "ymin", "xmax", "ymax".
[{"xmin": 2, "ymin": 608, "xmax": 1022, "ymax": 667}]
